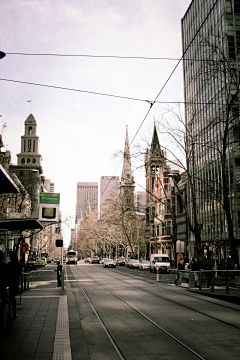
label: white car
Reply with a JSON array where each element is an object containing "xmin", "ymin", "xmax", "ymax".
[
  {"xmin": 41, "ymin": 257, "xmax": 47, "ymax": 265},
  {"xmin": 139, "ymin": 260, "xmax": 150, "ymax": 270},
  {"xmin": 103, "ymin": 259, "xmax": 116, "ymax": 268}
]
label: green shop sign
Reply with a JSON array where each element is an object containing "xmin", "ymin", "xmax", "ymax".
[{"xmin": 40, "ymin": 193, "xmax": 60, "ymax": 205}]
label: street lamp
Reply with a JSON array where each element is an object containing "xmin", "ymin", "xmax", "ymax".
[{"xmin": 0, "ymin": 51, "xmax": 6, "ymax": 59}]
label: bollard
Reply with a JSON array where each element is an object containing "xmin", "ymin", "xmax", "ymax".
[
  {"xmin": 199, "ymin": 271, "xmax": 202, "ymax": 291},
  {"xmin": 57, "ymin": 264, "xmax": 62, "ymax": 287},
  {"xmin": 226, "ymin": 270, "xmax": 229, "ymax": 294},
  {"xmin": 156, "ymin": 266, "xmax": 159, "ymax": 281},
  {"xmin": 211, "ymin": 271, "xmax": 214, "ymax": 292}
]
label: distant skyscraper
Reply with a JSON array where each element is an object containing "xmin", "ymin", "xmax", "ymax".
[
  {"xmin": 76, "ymin": 182, "xmax": 98, "ymax": 221},
  {"xmin": 44, "ymin": 179, "xmax": 55, "ymax": 193},
  {"xmin": 100, "ymin": 176, "xmax": 119, "ymax": 211},
  {"xmin": 136, "ymin": 191, "xmax": 146, "ymax": 214}
]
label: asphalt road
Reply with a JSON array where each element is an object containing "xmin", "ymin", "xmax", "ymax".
[{"xmin": 31, "ymin": 262, "xmax": 240, "ymax": 360}]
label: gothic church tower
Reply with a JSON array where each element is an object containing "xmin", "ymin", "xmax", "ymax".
[{"xmin": 119, "ymin": 126, "xmax": 135, "ymax": 210}]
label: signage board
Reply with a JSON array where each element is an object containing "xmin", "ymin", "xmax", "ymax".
[{"xmin": 39, "ymin": 193, "xmax": 60, "ymax": 222}]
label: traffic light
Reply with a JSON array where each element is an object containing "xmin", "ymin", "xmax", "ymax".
[{"xmin": 55, "ymin": 239, "xmax": 63, "ymax": 247}]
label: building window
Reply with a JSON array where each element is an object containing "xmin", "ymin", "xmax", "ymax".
[
  {"xmin": 167, "ymin": 221, "xmax": 172, "ymax": 235},
  {"xmin": 24, "ymin": 140, "xmax": 26, "ymax": 152},
  {"xmin": 27, "ymin": 158, "xmax": 30, "ymax": 163},
  {"xmin": 28, "ymin": 127, "xmax": 32, "ymax": 135},
  {"xmin": 32, "ymin": 158, "xmax": 36, "ymax": 163},
  {"xmin": 28, "ymin": 140, "xmax": 31, "ymax": 152},
  {"xmin": 21, "ymin": 158, "xmax": 25, "ymax": 164},
  {"xmin": 33, "ymin": 140, "xmax": 35, "ymax": 152},
  {"xmin": 177, "ymin": 194, "xmax": 184, "ymax": 214}
]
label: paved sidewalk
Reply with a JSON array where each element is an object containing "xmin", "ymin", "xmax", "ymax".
[{"xmin": 0, "ymin": 283, "xmax": 69, "ymax": 360}]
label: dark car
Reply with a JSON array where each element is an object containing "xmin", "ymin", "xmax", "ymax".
[
  {"xmin": 117, "ymin": 257, "xmax": 126, "ymax": 266},
  {"xmin": 26, "ymin": 260, "xmax": 36, "ymax": 270}
]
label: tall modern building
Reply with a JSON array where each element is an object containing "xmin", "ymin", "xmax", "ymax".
[
  {"xmin": 76, "ymin": 182, "xmax": 98, "ymax": 221},
  {"xmin": 182, "ymin": 0, "xmax": 240, "ymax": 261},
  {"xmin": 100, "ymin": 176, "xmax": 119, "ymax": 212}
]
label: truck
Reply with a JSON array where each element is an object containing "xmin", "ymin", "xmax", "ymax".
[{"xmin": 150, "ymin": 254, "xmax": 171, "ymax": 273}]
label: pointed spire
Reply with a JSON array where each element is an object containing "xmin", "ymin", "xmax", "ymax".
[
  {"xmin": 150, "ymin": 123, "xmax": 161, "ymax": 155},
  {"xmin": 121, "ymin": 125, "xmax": 134, "ymax": 186}
]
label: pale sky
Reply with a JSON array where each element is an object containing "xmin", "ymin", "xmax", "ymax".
[{"xmin": 0, "ymin": 0, "xmax": 192, "ymax": 246}]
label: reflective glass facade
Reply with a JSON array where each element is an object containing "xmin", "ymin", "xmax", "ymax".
[{"xmin": 182, "ymin": 0, "xmax": 240, "ymax": 248}]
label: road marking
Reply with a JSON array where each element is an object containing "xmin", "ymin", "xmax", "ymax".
[{"xmin": 52, "ymin": 295, "xmax": 72, "ymax": 360}]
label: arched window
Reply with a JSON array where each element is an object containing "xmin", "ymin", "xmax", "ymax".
[
  {"xmin": 28, "ymin": 127, "xmax": 32, "ymax": 135},
  {"xmin": 21, "ymin": 158, "xmax": 25, "ymax": 164},
  {"xmin": 27, "ymin": 158, "xmax": 30, "ymax": 163},
  {"xmin": 32, "ymin": 158, "xmax": 36, "ymax": 163}
]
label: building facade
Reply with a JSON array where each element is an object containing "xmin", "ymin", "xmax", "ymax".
[
  {"xmin": 182, "ymin": 0, "xmax": 240, "ymax": 264},
  {"xmin": 100, "ymin": 176, "xmax": 119, "ymax": 213},
  {"xmin": 145, "ymin": 125, "xmax": 177, "ymax": 259},
  {"xmin": 76, "ymin": 182, "xmax": 98, "ymax": 221}
]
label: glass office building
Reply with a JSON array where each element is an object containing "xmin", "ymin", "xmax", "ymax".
[{"xmin": 182, "ymin": 0, "xmax": 240, "ymax": 261}]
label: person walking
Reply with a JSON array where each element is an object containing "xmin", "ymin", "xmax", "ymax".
[
  {"xmin": 0, "ymin": 250, "xmax": 7, "ymax": 338},
  {"xmin": 192, "ymin": 258, "xmax": 200, "ymax": 287},
  {"xmin": 8, "ymin": 252, "xmax": 22, "ymax": 318}
]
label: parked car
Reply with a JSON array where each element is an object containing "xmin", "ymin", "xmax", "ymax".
[
  {"xmin": 116, "ymin": 257, "xmax": 126, "ymax": 266},
  {"xmin": 150, "ymin": 254, "xmax": 170, "ymax": 273},
  {"xmin": 100, "ymin": 258, "xmax": 106, "ymax": 264},
  {"xmin": 54, "ymin": 257, "xmax": 60, "ymax": 263},
  {"xmin": 85, "ymin": 257, "xmax": 91, "ymax": 263},
  {"xmin": 139, "ymin": 260, "xmax": 150, "ymax": 270},
  {"xmin": 125, "ymin": 259, "xmax": 132, "ymax": 268},
  {"xmin": 26, "ymin": 260, "xmax": 36, "ymax": 270},
  {"xmin": 41, "ymin": 257, "xmax": 47, "ymax": 265},
  {"xmin": 129, "ymin": 259, "xmax": 140, "ymax": 269},
  {"xmin": 35, "ymin": 258, "xmax": 46, "ymax": 267},
  {"xmin": 103, "ymin": 258, "xmax": 116, "ymax": 268},
  {"xmin": 46, "ymin": 257, "xmax": 52, "ymax": 263},
  {"xmin": 92, "ymin": 256, "xmax": 100, "ymax": 264}
]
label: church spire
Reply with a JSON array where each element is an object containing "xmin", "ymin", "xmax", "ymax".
[
  {"xmin": 121, "ymin": 125, "xmax": 134, "ymax": 186},
  {"xmin": 150, "ymin": 123, "xmax": 161, "ymax": 156}
]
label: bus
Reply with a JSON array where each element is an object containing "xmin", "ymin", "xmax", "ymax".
[{"xmin": 66, "ymin": 250, "xmax": 78, "ymax": 265}]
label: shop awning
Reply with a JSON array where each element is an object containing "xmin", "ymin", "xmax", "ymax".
[
  {"xmin": 0, "ymin": 164, "xmax": 19, "ymax": 194},
  {"xmin": 0, "ymin": 218, "xmax": 43, "ymax": 231}
]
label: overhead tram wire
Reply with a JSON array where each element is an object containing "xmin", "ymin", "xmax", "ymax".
[
  {"xmin": 5, "ymin": 52, "xmax": 228, "ymax": 62},
  {"xmin": 0, "ymin": 78, "xmax": 217, "ymax": 106},
  {"xmin": 100, "ymin": 56, "xmax": 183, "ymax": 199}
]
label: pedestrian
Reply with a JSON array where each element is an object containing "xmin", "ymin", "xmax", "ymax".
[
  {"xmin": 8, "ymin": 252, "xmax": 22, "ymax": 318},
  {"xmin": 192, "ymin": 258, "xmax": 200, "ymax": 287},
  {"xmin": 0, "ymin": 250, "xmax": 7, "ymax": 338},
  {"xmin": 174, "ymin": 258, "xmax": 185, "ymax": 285}
]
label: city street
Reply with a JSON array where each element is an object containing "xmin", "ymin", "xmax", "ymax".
[{"xmin": 1, "ymin": 261, "xmax": 240, "ymax": 360}]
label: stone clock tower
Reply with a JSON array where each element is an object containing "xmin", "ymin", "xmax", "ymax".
[
  {"xmin": 10, "ymin": 114, "xmax": 43, "ymax": 213},
  {"xmin": 17, "ymin": 113, "xmax": 42, "ymax": 166}
]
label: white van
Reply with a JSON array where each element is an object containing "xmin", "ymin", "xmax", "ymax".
[{"xmin": 150, "ymin": 254, "xmax": 170, "ymax": 272}]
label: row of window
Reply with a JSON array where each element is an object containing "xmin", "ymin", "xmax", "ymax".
[{"xmin": 21, "ymin": 158, "xmax": 36, "ymax": 164}]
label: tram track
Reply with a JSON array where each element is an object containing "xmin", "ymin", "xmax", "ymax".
[
  {"xmin": 98, "ymin": 266, "xmax": 240, "ymax": 330},
  {"xmin": 70, "ymin": 265, "xmax": 210, "ymax": 360}
]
